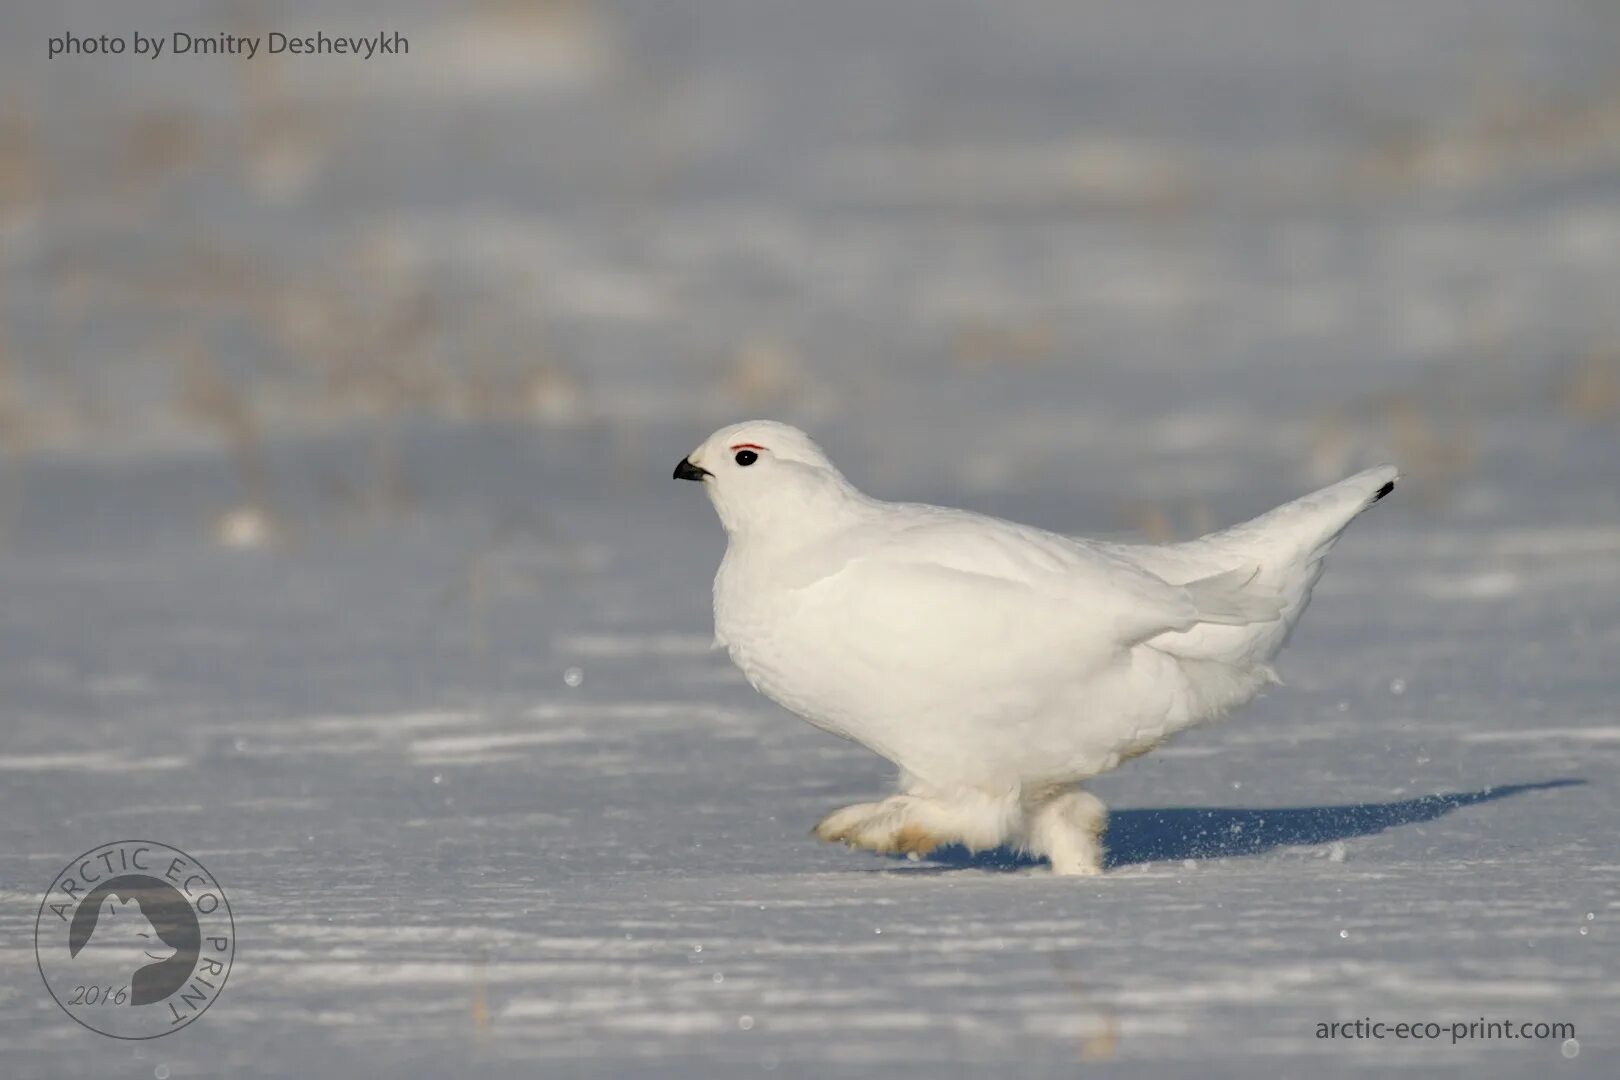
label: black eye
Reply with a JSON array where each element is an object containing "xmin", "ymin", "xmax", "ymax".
[{"xmin": 734, "ymin": 449, "xmax": 758, "ymax": 467}]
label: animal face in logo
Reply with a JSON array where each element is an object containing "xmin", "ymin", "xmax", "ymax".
[
  {"xmin": 68, "ymin": 875, "xmax": 200, "ymax": 1006},
  {"xmin": 93, "ymin": 896, "xmax": 178, "ymax": 965}
]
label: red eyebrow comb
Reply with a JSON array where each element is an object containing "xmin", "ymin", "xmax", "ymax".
[{"xmin": 729, "ymin": 442, "xmax": 767, "ymax": 451}]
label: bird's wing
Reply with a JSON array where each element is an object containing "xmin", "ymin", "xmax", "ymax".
[
  {"xmin": 797, "ymin": 507, "xmax": 1281, "ymax": 655},
  {"xmin": 789, "ymin": 553, "xmax": 1107, "ymax": 702}
]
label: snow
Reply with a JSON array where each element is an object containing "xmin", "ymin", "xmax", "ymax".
[{"xmin": 2, "ymin": 0, "xmax": 1618, "ymax": 1076}]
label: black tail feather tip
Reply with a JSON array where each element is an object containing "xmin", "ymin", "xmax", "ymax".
[{"xmin": 1374, "ymin": 479, "xmax": 1395, "ymax": 502}]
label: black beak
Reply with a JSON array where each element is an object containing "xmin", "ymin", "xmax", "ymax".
[{"xmin": 672, "ymin": 457, "xmax": 711, "ymax": 482}]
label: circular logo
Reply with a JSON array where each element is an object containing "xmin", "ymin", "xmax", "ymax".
[{"xmin": 35, "ymin": 841, "xmax": 234, "ymax": 1039}]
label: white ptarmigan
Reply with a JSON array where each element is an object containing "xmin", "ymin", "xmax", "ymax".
[{"xmin": 674, "ymin": 421, "xmax": 1397, "ymax": 874}]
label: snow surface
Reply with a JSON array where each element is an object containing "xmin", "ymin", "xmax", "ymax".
[{"xmin": 2, "ymin": 1, "xmax": 1618, "ymax": 1077}]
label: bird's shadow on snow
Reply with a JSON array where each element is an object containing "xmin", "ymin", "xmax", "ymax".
[{"xmin": 899, "ymin": 779, "xmax": 1584, "ymax": 873}]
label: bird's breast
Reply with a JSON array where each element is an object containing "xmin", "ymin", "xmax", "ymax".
[
  {"xmin": 714, "ymin": 562, "xmax": 801, "ymax": 678},
  {"xmin": 712, "ymin": 556, "xmax": 870, "ymax": 739}
]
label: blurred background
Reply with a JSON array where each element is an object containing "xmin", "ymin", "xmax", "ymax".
[
  {"xmin": 3, "ymin": 2, "xmax": 1619, "ymax": 1076},
  {"xmin": 3, "ymin": 0, "xmax": 1619, "ymax": 543}
]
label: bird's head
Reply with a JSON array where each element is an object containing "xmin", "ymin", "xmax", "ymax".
[{"xmin": 673, "ymin": 421, "xmax": 860, "ymax": 538}]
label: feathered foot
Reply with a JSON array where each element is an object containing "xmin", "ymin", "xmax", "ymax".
[
  {"xmin": 814, "ymin": 787, "xmax": 1021, "ymax": 859},
  {"xmin": 1024, "ymin": 788, "xmax": 1108, "ymax": 876},
  {"xmin": 813, "ymin": 797, "xmax": 945, "ymax": 856}
]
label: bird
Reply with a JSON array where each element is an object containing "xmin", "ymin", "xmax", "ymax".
[{"xmin": 673, "ymin": 420, "xmax": 1397, "ymax": 874}]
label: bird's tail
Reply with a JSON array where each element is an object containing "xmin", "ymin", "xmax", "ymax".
[
  {"xmin": 1142, "ymin": 465, "xmax": 1397, "ymax": 665},
  {"xmin": 1198, "ymin": 465, "xmax": 1399, "ymax": 572}
]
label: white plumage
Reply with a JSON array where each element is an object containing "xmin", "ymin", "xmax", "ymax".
[{"xmin": 674, "ymin": 421, "xmax": 1397, "ymax": 874}]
